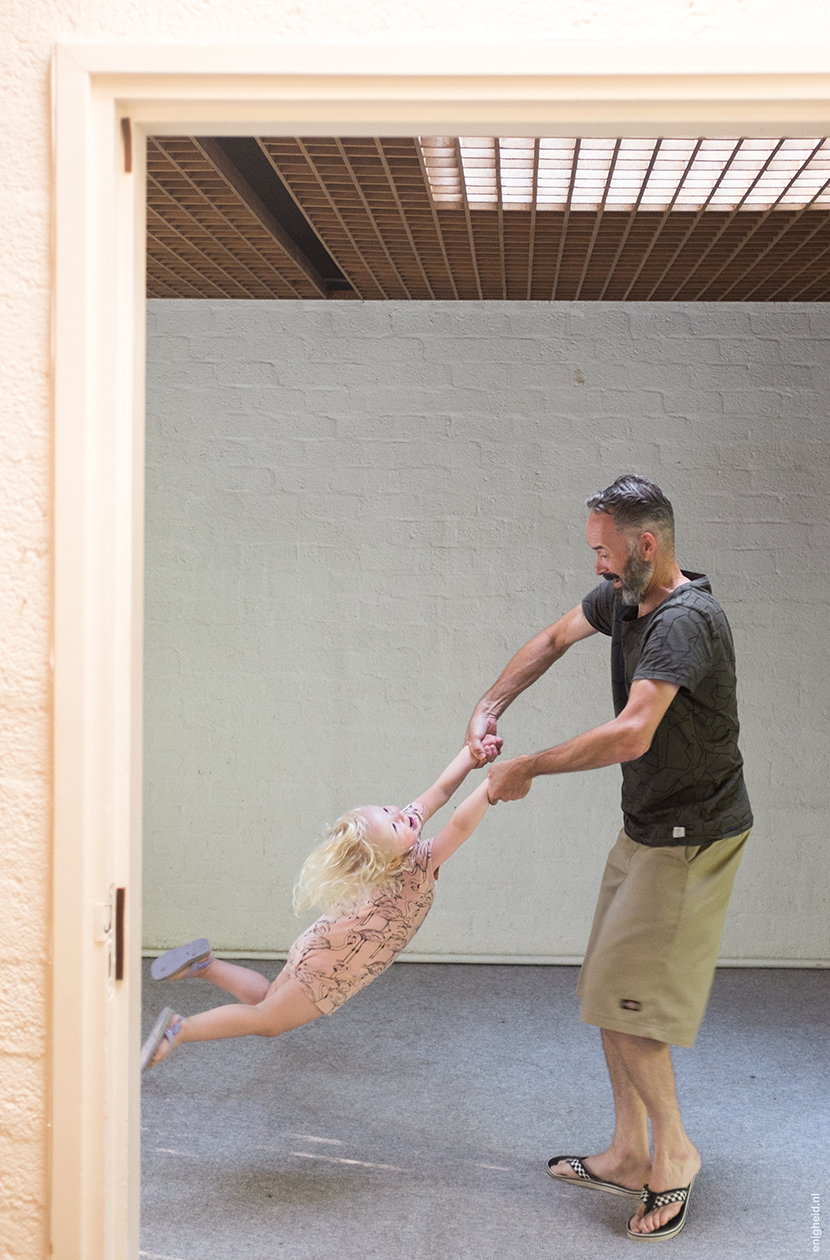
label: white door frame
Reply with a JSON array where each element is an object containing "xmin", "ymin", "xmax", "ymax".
[{"xmin": 51, "ymin": 39, "xmax": 830, "ymax": 1259}]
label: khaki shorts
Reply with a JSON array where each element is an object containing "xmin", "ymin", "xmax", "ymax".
[{"xmin": 576, "ymin": 827, "xmax": 750, "ymax": 1048}]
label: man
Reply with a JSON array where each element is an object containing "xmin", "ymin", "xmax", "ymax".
[{"xmin": 466, "ymin": 474, "xmax": 752, "ymax": 1242}]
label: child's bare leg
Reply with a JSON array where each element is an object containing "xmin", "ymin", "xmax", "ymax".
[
  {"xmin": 181, "ymin": 978, "xmax": 321, "ymax": 1042},
  {"xmin": 152, "ymin": 977, "xmax": 321, "ymax": 1066},
  {"xmin": 199, "ymin": 958, "xmax": 271, "ymax": 1005}
]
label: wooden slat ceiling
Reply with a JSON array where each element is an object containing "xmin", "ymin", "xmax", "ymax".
[
  {"xmin": 147, "ymin": 138, "xmax": 326, "ymax": 299},
  {"xmin": 147, "ymin": 136, "xmax": 830, "ymax": 301}
]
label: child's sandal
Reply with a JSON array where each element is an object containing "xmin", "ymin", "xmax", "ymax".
[
  {"xmin": 151, "ymin": 938, "xmax": 214, "ymax": 981},
  {"xmin": 140, "ymin": 1007, "xmax": 183, "ymax": 1071}
]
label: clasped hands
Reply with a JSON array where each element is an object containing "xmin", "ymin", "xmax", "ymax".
[
  {"xmin": 467, "ymin": 713, "xmax": 534, "ymax": 804},
  {"xmin": 469, "ymin": 733, "xmax": 503, "ymax": 766}
]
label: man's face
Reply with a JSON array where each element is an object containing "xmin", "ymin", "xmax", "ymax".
[{"xmin": 585, "ymin": 511, "xmax": 653, "ymax": 607}]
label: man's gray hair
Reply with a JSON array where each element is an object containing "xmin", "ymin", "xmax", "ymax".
[{"xmin": 586, "ymin": 474, "xmax": 675, "ymax": 550}]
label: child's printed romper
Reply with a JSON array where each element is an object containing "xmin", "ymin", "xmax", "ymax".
[{"xmin": 284, "ymin": 808, "xmax": 437, "ymax": 1015}]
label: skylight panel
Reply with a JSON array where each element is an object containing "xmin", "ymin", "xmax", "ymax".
[{"xmin": 418, "ymin": 136, "xmax": 830, "ymax": 212}]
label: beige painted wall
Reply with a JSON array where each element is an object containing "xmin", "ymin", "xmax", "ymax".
[{"xmin": 5, "ymin": 6, "xmax": 830, "ymax": 1257}]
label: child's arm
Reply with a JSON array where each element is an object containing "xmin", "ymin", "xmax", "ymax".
[
  {"xmin": 429, "ymin": 778, "xmax": 492, "ymax": 869},
  {"xmin": 411, "ymin": 739, "xmax": 501, "ymax": 825}
]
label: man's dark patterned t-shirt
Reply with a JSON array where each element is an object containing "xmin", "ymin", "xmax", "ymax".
[{"xmin": 582, "ymin": 573, "xmax": 753, "ymax": 847}]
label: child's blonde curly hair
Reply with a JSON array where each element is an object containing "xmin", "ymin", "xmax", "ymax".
[{"xmin": 293, "ymin": 809, "xmax": 408, "ymax": 914}]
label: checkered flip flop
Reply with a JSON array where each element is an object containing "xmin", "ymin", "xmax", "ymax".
[
  {"xmin": 546, "ymin": 1156, "xmax": 642, "ymax": 1199},
  {"xmin": 626, "ymin": 1177, "xmax": 696, "ymax": 1241}
]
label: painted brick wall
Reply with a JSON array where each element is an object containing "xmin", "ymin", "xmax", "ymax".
[{"xmin": 144, "ymin": 300, "xmax": 830, "ymax": 964}]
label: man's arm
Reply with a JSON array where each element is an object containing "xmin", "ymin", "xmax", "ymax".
[
  {"xmin": 466, "ymin": 604, "xmax": 597, "ymax": 759},
  {"xmin": 487, "ymin": 678, "xmax": 680, "ymax": 802}
]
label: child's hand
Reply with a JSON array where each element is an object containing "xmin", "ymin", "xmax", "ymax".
[{"xmin": 470, "ymin": 734, "xmax": 503, "ymax": 767}]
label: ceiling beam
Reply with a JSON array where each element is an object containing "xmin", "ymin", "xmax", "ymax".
[
  {"xmin": 146, "ymin": 178, "xmax": 278, "ymax": 298},
  {"xmin": 150, "ymin": 139, "xmax": 311, "ymax": 298},
  {"xmin": 455, "ymin": 137, "xmax": 484, "ymax": 300},
  {"xmin": 574, "ymin": 137, "xmax": 621, "ymax": 301},
  {"xmin": 415, "ymin": 140, "xmax": 459, "ymax": 299},
  {"xmin": 620, "ymin": 140, "xmax": 703, "ymax": 300},
  {"xmin": 334, "ymin": 139, "xmax": 412, "ymax": 299},
  {"xmin": 752, "ymin": 212, "xmax": 830, "ymax": 299},
  {"xmin": 551, "ymin": 138, "xmax": 580, "ymax": 300},
  {"xmin": 194, "ymin": 137, "xmax": 329, "ymax": 297},
  {"xmin": 720, "ymin": 170, "xmax": 830, "ymax": 299},
  {"xmin": 495, "ymin": 138, "xmax": 507, "ymax": 300},
  {"xmin": 598, "ymin": 138, "xmax": 663, "ymax": 300},
  {"xmin": 693, "ymin": 139, "xmax": 825, "ymax": 299},
  {"xmin": 274, "ymin": 138, "xmax": 385, "ymax": 300},
  {"xmin": 375, "ymin": 140, "xmax": 436, "ymax": 299},
  {"xmin": 643, "ymin": 138, "xmax": 745, "ymax": 300},
  {"xmin": 780, "ymin": 246, "xmax": 830, "ymax": 299},
  {"xmin": 669, "ymin": 139, "xmax": 786, "ymax": 299},
  {"xmin": 526, "ymin": 139, "xmax": 540, "ymax": 300},
  {"xmin": 146, "ymin": 246, "xmax": 210, "ymax": 299}
]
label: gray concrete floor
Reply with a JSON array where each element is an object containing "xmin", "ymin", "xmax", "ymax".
[{"xmin": 141, "ymin": 961, "xmax": 829, "ymax": 1260}]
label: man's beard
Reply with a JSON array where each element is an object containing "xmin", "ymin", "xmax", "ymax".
[{"xmin": 604, "ymin": 548, "xmax": 653, "ymax": 606}]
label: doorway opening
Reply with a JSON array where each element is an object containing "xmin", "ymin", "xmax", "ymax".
[{"xmin": 52, "ymin": 42, "xmax": 830, "ymax": 1258}]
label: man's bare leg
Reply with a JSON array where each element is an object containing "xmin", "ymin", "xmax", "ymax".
[
  {"xmin": 604, "ymin": 1030, "xmax": 701, "ymax": 1235},
  {"xmin": 551, "ymin": 1028, "xmax": 652, "ymax": 1193}
]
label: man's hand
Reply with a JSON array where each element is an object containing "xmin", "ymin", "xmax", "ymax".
[
  {"xmin": 487, "ymin": 755, "xmax": 533, "ymax": 803},
  {"xmin": 466, "ymin": 705, "xmax": 499, "ymax": 763},
  {"xmin": 470, "ymin": 733, "xmax": 503, "ymax": 767}
]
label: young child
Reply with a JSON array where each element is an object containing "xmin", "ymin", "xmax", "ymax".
[{"xmin": 141, "ymin": 738, "xmax": 502, "ymax": 1070}]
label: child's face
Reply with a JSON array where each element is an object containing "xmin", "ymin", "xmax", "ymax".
[{"xmin": 358, "ymin": 804, "xmax": 423, "ymax": 857}]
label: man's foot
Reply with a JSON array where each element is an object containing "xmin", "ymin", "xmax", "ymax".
[
  {"xmin": 548, "ymin": 1151, "xmax": 651, "ymax": 1196},
  {"xmin": 627, "ymin": 1147, "xmax": 701, "ymax": 1236}
]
